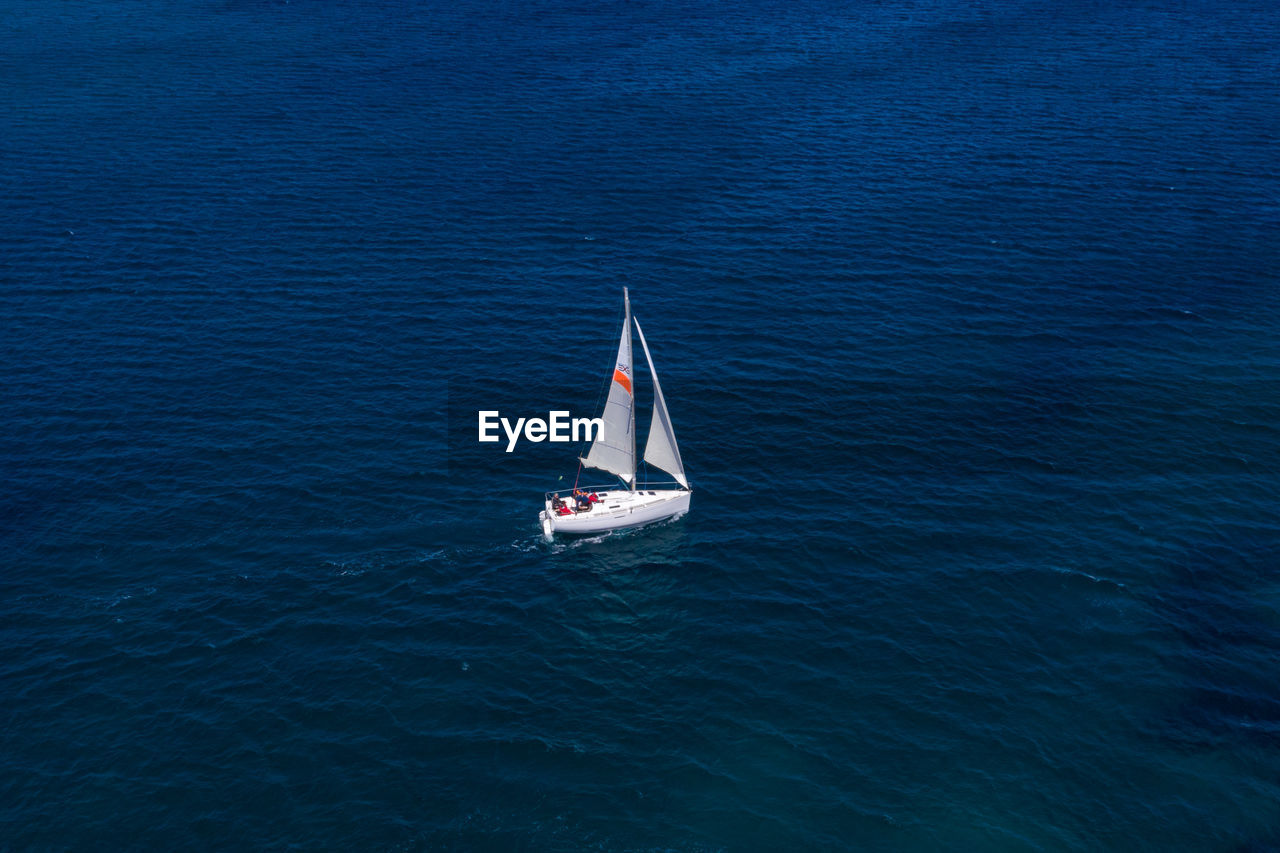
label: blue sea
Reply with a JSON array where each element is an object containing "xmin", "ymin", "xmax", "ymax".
[{"xmin": 3, "ymin": 1, "xmax": 1279, "ymax": 849}]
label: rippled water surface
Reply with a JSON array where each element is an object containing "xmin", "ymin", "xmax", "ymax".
[{"xmin": 3, "ymin": 1, "xmax": 1279, "ymax": 849}]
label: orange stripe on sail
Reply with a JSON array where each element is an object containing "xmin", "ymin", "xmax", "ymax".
[{"xmin": 612, "ymin": 368, "xmax": 632, "ymax": 395}]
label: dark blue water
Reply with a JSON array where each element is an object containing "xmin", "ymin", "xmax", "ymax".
[{"xmin": 4, "ymin": 1, "xmax": 1279, "ymax": 849}]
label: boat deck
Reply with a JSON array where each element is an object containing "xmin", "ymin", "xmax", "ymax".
[{"xmin": 541, "ymin": 487, "xmax": 690, "ymax": 535}]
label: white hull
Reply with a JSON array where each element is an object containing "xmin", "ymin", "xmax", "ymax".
[{"xmin": 540, "ymin": 489, "xmax": 690, "ymax": 537}]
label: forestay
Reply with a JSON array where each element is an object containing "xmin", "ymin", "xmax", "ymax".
[{"xmin": 633, "ymin": 317, "xmax": 687, "ymax": 489}]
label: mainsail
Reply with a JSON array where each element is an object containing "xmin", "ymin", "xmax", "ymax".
[
  {"xmin": 581, "ymin": 289, "xmax": 636, "ymax": 487},
  {"xmin": 633, "ymin": 318, "xmax": 688, "ymax": 488}
]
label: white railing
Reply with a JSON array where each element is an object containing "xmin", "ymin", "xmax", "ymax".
[{"xmin": 543, "ymin": 480, "xmax": 686, "ymax": 502}]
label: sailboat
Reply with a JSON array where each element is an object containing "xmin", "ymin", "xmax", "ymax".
[{"xmin": 540, "ymin": 288, "xmax": 691, "ymax": 538}]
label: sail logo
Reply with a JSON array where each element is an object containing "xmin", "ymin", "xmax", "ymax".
[
  {"xmin": 612, "ymin": 363, "xmax": 632, "ymax": 395},
  {"xmin": 478, "ymin": 411, "xmax": 605, "ymax": 453}
]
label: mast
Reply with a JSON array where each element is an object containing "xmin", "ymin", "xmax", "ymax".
[
  {"xmin": 580, "ymin": 289, "xmax": 637, "ymax": 487},
  {"xmin": 625, "ymin": 287, "xmax": 635, "ymax": 491}
]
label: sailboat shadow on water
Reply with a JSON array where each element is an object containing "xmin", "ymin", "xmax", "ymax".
[{"xmin": 540, "ymin": 288, "xmax": 691, "ymax": 539}]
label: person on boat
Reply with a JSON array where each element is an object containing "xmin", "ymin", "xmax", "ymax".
[{"xmin": 574, "ymin": 490, "xmax": 592, "ymax": 511}]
